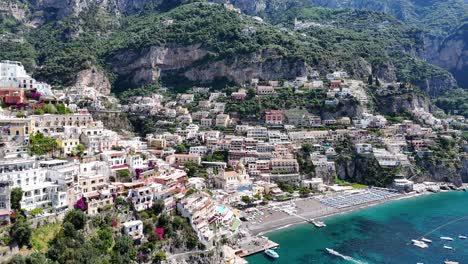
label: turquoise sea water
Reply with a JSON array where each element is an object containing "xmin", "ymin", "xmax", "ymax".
[{"xmin": 246, "ymin": 192, "xmax": 468, "ymax": 264}]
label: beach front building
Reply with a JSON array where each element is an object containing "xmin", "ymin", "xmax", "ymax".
[
  {"xmin": 177, "ymin": 192, "xmax": 217, "ymax": 246},
  {"xmin": 373, "ymin": 148, "xmax": 409, "ymax": 167}
]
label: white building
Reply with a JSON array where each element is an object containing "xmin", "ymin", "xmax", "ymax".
[
  {"xmin": 189, "ymin": 146, "xmax": 208, "ymax": 157},
  {"xmin": 123, "ymin": 220, "xmax": 144, "ymax": 240},
  {"xmin": 0, "ymin": 60, "xmax": 54, "ymax": 97}
]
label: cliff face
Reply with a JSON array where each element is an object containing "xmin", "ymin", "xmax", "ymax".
[
  {"xmin": 415, "ymin": 158, "xmax": 464, "ymax": 187},
  {"xmin": 74, "ymin": 66, "xmax": 111, "ymax": 95},
  {"xmin": 335, "ymin": 155, "xmax": 396, "ymax": 187},
  {"xmin": 183, "ymin": 50, "xmax": 313, "ymax": 84},
  {"xmin": 412, "ymin": 74, "xmax": 459, "ymax": 97},
  {"xmin": 434, "ymin": 23, "xmax": 468, "ymax": 88},
  {"xmin": 336, "ymin": 153, "xmax": 467, "ymax": 188},
  {"xmin": 109, "ymin": 45, "xmax": 314, "ymax": 86},
  {"xmin": 109, "ymin": 44, "xmax": 210, "ymax": 85},
  {"xmin": 29, "ymin": 0, "xmax": 154, "ymax": 17}
]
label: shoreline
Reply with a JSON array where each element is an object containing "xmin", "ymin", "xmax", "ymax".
[{"xmin": 251, "ymin": 191, "xmax": 433, "ymax": 236}]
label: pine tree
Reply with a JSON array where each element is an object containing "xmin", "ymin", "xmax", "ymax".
[{"xmin": 367, "ymin": 74, "xmax": 373, "ymax": 85}]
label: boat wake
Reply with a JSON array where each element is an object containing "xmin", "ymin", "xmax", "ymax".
[{"xmin": 326, "ymin": 248, "xmax": 368, "ymax": 264}]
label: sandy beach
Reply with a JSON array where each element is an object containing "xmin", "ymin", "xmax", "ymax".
[{"xmin": 245, "ymin": 191, "xmax": 429, "ymax": 235}]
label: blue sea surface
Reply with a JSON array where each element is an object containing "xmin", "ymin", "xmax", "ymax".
[{"xmin": 246, "ymin": 192, "xmax": 468, "ymax": 264}]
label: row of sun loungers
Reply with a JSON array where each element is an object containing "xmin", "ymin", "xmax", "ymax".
[{"xmin": 316, "ymin": 188, "xmax": 400, "ymax": 209}]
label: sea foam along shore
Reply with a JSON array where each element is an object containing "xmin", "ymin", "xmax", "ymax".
[{"xmin": 251, "ymin": 191, "xmax": 433, "ymax": 236}]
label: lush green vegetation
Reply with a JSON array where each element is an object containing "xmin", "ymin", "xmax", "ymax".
[
  {"xmin": 28, "ymin": 132, "xmax": 58, "ymax": 155},
  {"xmin": 225, "ymin": 87, "xmax": 326, "ymax": 118},
  {"xmin": 31, "ymin": 223, "xmax": 61, "ymax": 252},
  {"xmin": 0, "ymin": 1, "xmax": 457, "ymax": 97},
  {"xmin": 434, "ymin": 89, "xmax": 468, "ymax": 117},
  {"xmin": 303, "ymin": 0, "xmax": 467, "ymax": 38}
]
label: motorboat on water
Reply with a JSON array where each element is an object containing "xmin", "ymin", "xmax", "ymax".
[
  {"xmin": 411, "ymin": 240, "xmax": 429, "ymax": 248},
  {"xmin": 443, "ymin": 245, "xmax": 454, "ymax": 250},
  {"xmin": 326, "ymin": 248, "xmax": 338, "ymax": 255},
  {"xmin": 421, "ymin": 237, "xmax": 432, "ymax": 243},
  {"xmin": 458, "ymin": 235, "xmax": 467, "ymax": 239},
  {"xmin": 264, "ymin": 249, "xmax": 279, "ymax": 259},
  {"xmin": 445, "ymin": 261, "xmax": 459, "ymax": 264},
  {"xmin": 311, "ymin": 219, "xmax": 326, "ymax": 228},
  {"xmin": 441, "ymin": 236, "xmax": 454, "ymax": 241}
]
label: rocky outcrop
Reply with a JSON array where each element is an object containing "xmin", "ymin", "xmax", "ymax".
[
  {"xmin": 74, "ymin": 66, "xmax": 111, "ymax": 95},
  {"xmin": 375, "ymin": 91, "xmax": 433, "ymax": 115},
  {"xmin": 109, "ymin": 45, "xmax": 314, "ymax": 86},
  {"xmin": 335, "ymin": 154, "xmax": 396, "ymax": 187},
  {"xmin": 433, "ymin": 23, "xmax": 468, "ymax": 88},
  {"xmin": 184, "ymin": 50, "xmax": 313, "ymax": 84},
  {"xmin": 415, "ymin": 158, "xmax": 464, "ymax": 187},
  {"xmin": 109, "ymin": 44, "xmax": 209, "ymax": 85},
  {"xmin": 412, "ymin": 74, "xmax": 458, "ymax": 97}
]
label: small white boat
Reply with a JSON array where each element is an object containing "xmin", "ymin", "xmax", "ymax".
[
  {"xmin": 443, "ymin": 245, "xmax": 453, "ymax": 250},
  {"xmin": 411, "ymin": 240, "xmax": 429, "ymax": 248},
  {"xmin": 311, "ymin": 219, "xmax": 326, "ymax": 227},
  {"xmin": 441, "ymin": 236, "xmax": 454, "ymax": 241},
  {"xmin": 421, "ymin": 237, "xmax": 432, "ymax": 243},
  {"xmin": 265, "ymin": 249, "xmax": 279, "ymax": 259},
  {"xmin": 458, "ymin": 235, "xmax": 467, "ymax": 239}
]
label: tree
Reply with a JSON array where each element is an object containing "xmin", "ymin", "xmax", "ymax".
[
  {"xmin": 241, "ymin": 196, "xmax": 252, "ymax": 204},
  {"xmin": 28, "ymin": 132, "xmax": 58, "ymax": 155},
  {"xmin": 367, "ymin": 74, "xmax": 373, "ymax": 85},
  {"xmin": 301, "ymin": 143, "xmax": 313, "ymax": 154},
  {"xmin": 42, "ymin": 104, "xmax": 56, "ymax": 114},
  {"xmin": 153, "ymin": 252, "xmax": 167, "ymax": 263},
  {"xmin": 11, "ymin": 187, "xmax": 23, "ymax": 211},
  {"xmin": 151, "ymin": 199, "xmax": 165, "ymax": 216},
  {"xmin": 299, "ymin": 187, "xmax": 311, "ymax": 197},
  {"xmin": 9, "ymin": 218, "xmax": 32, "ymax": 248},
  {"xmin": 186, "ymin": 235, "xmax": 198, "ymax": 249},
  {"xmin": 184, "ymin": 162, "xmax": 199, "ymax": 177},
  {"xmin": 175, "ymin": 143, "xmax": 187, "ymax": 154},
  {"xmin": 55, "ymin": 103, "xmax": 71, "ymax": 114},
  {"xmin": 74, "ymin": 144, "xmax": 86, "ymax": 157},
  {"xmin": 92, "ymin": 227, "xmax": 113, "ymax": 251},
  {"xmin": 116, "ymin": 169, "xmax": 131, "ymax": 182},
  {"xmin": 111, "ymin": 235, "xmax": 137, "ymax": 264},
  {"xmin": 5, "ymin": 254, "xmax": 50, "ymax": 264},
  {"xmin": 63, "ymin": 209, "xmax": 87, "ymax": 230}
]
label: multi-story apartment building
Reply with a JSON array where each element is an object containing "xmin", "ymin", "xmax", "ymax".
[
  {"xmin": 0, "ymin": 156, "xmax": 60, "ymax": 210},
  {"xmin": 31, "ymin": 113, "xmax": 94, "ymax": 134}
]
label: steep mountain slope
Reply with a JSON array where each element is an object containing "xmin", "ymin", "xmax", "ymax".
[
  {"xmin": 217, "ymin": 0, "xmax": 468, "ymax": 88},
  {"xmin": 435, "ymin": 20, "xmax": 468, "ymax": 88},
  {"xmin": 0, "ymin": 0, "xmax": 459, "ymax": 96}
]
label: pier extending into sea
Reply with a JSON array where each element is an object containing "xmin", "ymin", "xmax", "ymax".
[{"xmin": 236, "ymin": 236, "xmax": 279, "ymax": 257}]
